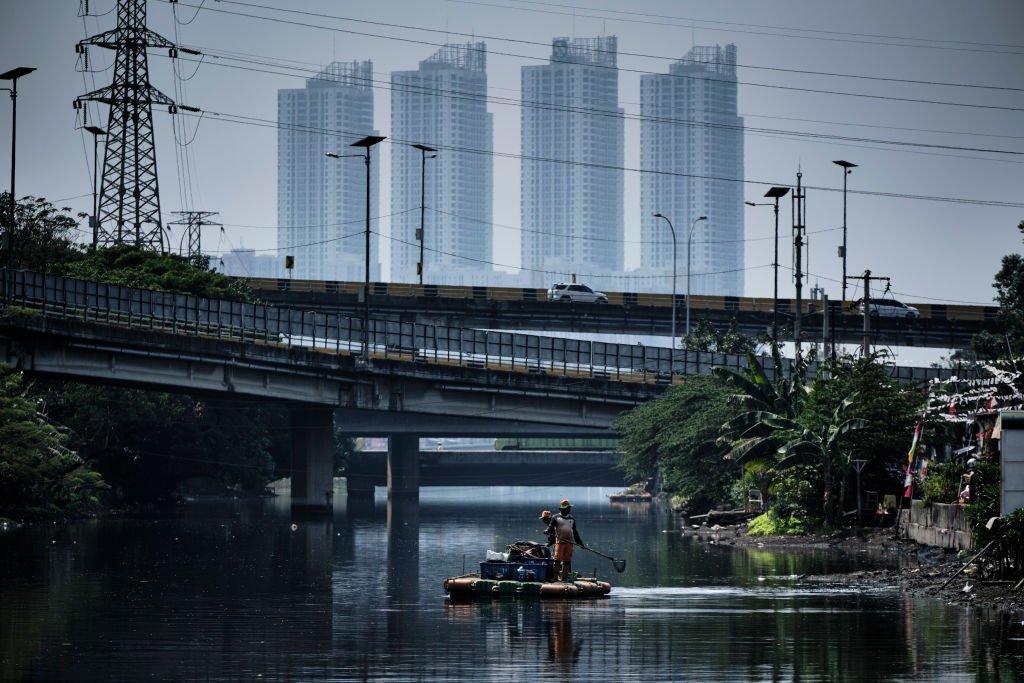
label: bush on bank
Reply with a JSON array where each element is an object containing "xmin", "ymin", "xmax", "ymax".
[{"xmin": 1, "ymin": 195, "xmax": 287, "ymax": 514}]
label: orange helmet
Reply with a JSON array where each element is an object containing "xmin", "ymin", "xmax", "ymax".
[{"xmin": 559, "ymin": 499, "xmax": 571, "ymax": 510}]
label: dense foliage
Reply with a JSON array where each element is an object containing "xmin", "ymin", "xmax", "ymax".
[
  {"xmin": 616, "ymin": 335, "xmax": 929, "ymax": 532},
  {"xmin": 0, "ymin": 369, "xmax": 107, "ymax": 517},
  {"xmin": 681, "ymin": 319, "xmax": 767, "ymax": 355},
  {"xmin": 613, "ymin": 374, "xmax": 741, "ymax": 512},
  {"xmin": 0, "ymin": 195, "xmax": 302, "ymax": 515}
]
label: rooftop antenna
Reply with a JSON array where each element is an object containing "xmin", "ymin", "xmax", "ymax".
[{"xmin": 332, "ymin": 34, "xmax": 336, "ymax": 62}]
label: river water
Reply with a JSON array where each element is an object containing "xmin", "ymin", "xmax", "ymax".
[{"xmin": 2, "ymin": 487, "xmax": 1022, "ymax": 681}]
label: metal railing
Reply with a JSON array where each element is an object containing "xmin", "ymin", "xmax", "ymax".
[{"xmin": 0, "ymin": 269, "xmax": 958, "ymax": 385}]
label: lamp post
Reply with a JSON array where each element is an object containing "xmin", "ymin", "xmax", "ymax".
[
  {"xmin": 652, "ymin": 213, "xmax": 677, "ymax": 360},
  {"xmin": 1, "ymin": 66, "xmax": 36, "ymax": 301},
  {"xmin": 833, "ymin": 160, "xmax": 857, "ymax": 308},
  {"xmin": 85, "ymin": 125, "xmax": 107, "ymax": 248},
  {"xmin": 761, "ymin": 187, "xmax": 791, "ymax": 342},
  {"xmin": 330, "ymin": 135, "xmax": 386, "ymax": 359},
  {"xmin": 411, "ymin": 143, "xmax": 437, "ymax": 285},
  {"xmin": 686, "ymin": 215, "xmax": 707, "ymax": 337}
]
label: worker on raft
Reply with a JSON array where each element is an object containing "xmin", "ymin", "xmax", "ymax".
[{"xmin": 546, "ymin": 500, "xmax": 584, "ymax": 581}]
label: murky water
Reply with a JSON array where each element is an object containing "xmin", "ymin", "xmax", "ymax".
[{"xmin": 2, "ymin": 487, "xmax": 1022, "ymax": 681}]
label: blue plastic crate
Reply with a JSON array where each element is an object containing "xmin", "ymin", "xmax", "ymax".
[{"xmin": 480, "ymin": 559, "xmax": 553, "ymax": 581}]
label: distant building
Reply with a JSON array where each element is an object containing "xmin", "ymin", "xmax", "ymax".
[
  {"xmin": 218, "ymin": 248, "xmax": 281, "ymax": 279},
  {"xmin": 639, "ymin": 44, "xmax": 744, "ymax": 295},
  {"xmin": 390, "ymin": 43, "xmax": 493, "ymax": 284},
  {"xmin": 277, "ymin": 60, "xmax": 380, "ymax": 281},
  {"xmin": 520, "ymin": 36, "xmax": 624, "ymax": 288}
]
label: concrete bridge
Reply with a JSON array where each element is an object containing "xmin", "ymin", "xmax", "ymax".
[
  {"xmin": 247, "ymin": 278, "xmax": 995, "ymax": 350},
  {"xmin": 345, "ymin": 450, "xmax": 625, "ymax": 500},
  {"xmin": 0, "ymin": 269, "xmax": 962, "ymax": 513}
]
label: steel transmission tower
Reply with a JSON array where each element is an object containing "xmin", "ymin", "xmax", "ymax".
[
  {"xmin": 74, "ymin": 0, "xmax": 181, "ymax": 250},
  {"xmin": 169, "ymin": 210, "xmax": 220, "ymax": 258}
]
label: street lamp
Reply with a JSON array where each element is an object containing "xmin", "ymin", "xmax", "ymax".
[
  {"xmin": 84, "ymin": 125, "xmax": 107, "ymax": 248},
  {"xmin": 1, "ymin": 66, "xmax": 36, "ymax": 300},
  {"xmin": 686, "ymin": 215, "xmax": 707, "ymax": 337},
  {"xmin": 652, "ymin": 212, "xmax": 677, "ymax": 361},
  {"xmin": 833, "ymin": 160, "xmax": 857, "ymax": 308},
  {"xmin": 763, "ymin": 186, "xmax": 791, "ymax": 342},
  {"xmin": 411, "ymin": 143, "xmax": 437, "ymax": 285},
  {"xmin": 330, "ymin": 135, "xmax": 386, "ymax": 359}
]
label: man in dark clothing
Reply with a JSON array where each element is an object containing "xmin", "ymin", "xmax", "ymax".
[{"xmin": 545, "ymin": 499, "xmax": 583, "ymax": 581}]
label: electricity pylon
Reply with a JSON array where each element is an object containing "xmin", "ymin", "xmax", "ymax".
[{"xmin": 74, "ymin": 0, "xmax": 184, "ymax": 250}]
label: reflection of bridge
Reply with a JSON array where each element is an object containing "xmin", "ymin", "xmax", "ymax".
[
  {"xmin": 247, "ymin": 278, "xmax": 996, "ymax": 349},
  {"xmin": 346, "ymin": 450, "xmax": 624, "ymax": 497},
  {"xmin": 0, "ymin": 270, "xmax": 962, "ymax": 512}
]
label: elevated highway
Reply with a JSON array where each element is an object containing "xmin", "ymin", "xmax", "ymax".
[
  {"xmin": 0, "ymin": 269, "xmax": 965, "ymax": 512},
  {"xmin": 246, "ymin": 277, "xmax": 996, "ymax": 349}
]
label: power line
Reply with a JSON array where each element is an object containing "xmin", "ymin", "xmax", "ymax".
[
  {"xmin": 177, "ymin": 51, "xmax": 1024, "ymax": 159},
  {"xmin": 426, "ymin": 206, "xmax": 842, "ymax": 245},
  {"xmin": 195, "ymin": 43, "xmax": 1024, "ymax": 142},
  {"xmin": 372, "ymin": 229, "xmax": 772, "ymax": 281},
  {"xmin": 171, "ymin": 108, "xmax": 1024, "ymax": 209},
  {"xmin": 780, "ymin": 265, "xmax": 994, "ymax": 306},
  {"xmin": 200, "ymin": 0, "xmax": 1024, "ymax": 92},
  {"xmin": 456, "ymin": 0, "xmax": 1024, "ymax": 56},
  {"xmin": 159, "ymin": 0, "xmax": 1024, "ymax": 112}
]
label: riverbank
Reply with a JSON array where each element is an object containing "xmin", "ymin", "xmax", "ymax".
[{"xmin": 685, "ymin": 524, "xmax": 1024, "ymax": 611}]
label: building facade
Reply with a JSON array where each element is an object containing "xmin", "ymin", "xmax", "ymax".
[
  {"xmin": 520, "ymin": 36, "xmax": 624, "ymax": 288},
  {"xmin": 639, "ymin": 44, "xmax": 744, "ymax": 295},
  {"xmin": 277, "ymin": 60, "xmax": 380, "ymax": 281},
  {"xmin": 390, "ymin": 42, "xmax": 493, "ymax": 284},
  {"xmin": 218, "ymin": 248, "xmax": 282, "ymax": 279}
]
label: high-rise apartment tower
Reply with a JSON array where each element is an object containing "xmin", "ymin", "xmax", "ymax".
[
  {"xmin": 520, "ymin": 36, "xmax": 624, "ymax": 287},
  {"xmin": 390, "ymin": 42, "xmax": 493, "ymax": 284},
  {"xmin": 277, "ymin": 61, "xmax": 380, "ymax": 281},
  {"xmin": 640, "ymin": 45, "xmax": 744, "ymax": 295}
]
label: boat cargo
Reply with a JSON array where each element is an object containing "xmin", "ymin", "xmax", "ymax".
[{"xmin": 443, "ymin": 540, "xmax": 612, "ymax": 601}]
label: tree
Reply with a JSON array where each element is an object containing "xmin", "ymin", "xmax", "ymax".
[
  {"xmin": 42, "ymin": 386, "xmax": 278, "ymax": 503},
  {"xmin": 614, "ymin": 374, "xmax": 742, "ymax": 511},
  {"xmin": 0, "ymin": 193, "xmax": 84, "ymax": 270},
  {"xmin": 800, "ymin": 354, "xmax": 924, "ymax": 502},
  {"xmin": 970, "ymin": 220, "xmax": 1024, "ymax": 359},
  {"xmin": 681, "ymin": 319, "xmax": 766, "ymax": 355},
  {"xmin": 0, "ymin": 368, "xmax": 107, "ymax": 518}
]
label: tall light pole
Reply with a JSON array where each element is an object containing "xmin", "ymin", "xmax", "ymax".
[
  {"xmin": 1, "ymin": 66, "xmax": 36, "ymax": 300},
  {"xmin": 833, "ymin": 160, "xmax": 857, "ymax": 308},
  {"xmin": 411, "ymin": 143, "xmax": 437, "ymax": 284},
  {"xmin": 758, "ymin": 187, "xmax": 791, "ymax": 342},
  {"xmin": 686, "ymin": 215, "xmax": 707, "ymax": 337},
  {"xmin": 331, "ymin": 135, "xmax": 386, "ymax": 359},
  {"xmin": 85, "ymin": 125, "xmax": 107, "ymax": 248},
  {"xmin": 652, "ymin": 213, "xmax": 677, "ymax": 359}
]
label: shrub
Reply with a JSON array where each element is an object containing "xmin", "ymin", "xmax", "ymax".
[{"xmin": 747, "ymin": 509, "xmax": 808, "ymax": 536}]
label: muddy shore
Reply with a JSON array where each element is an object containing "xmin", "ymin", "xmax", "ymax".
[{"xmin": 684, "ymin": 524, "xmax": 1024, "ymax": 611}]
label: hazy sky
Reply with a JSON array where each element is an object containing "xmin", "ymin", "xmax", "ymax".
[{"xmin": 1, "ymin": 0, "xmax": 1022, "ymax": 306}]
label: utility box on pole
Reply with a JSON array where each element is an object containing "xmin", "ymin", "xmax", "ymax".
[{"xmin": 996, "ymin": 411, "xmax": 1024, "ymax": 515}]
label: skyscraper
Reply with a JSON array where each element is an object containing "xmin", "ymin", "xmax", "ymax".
[
  {"xmin": 520, "ymin": 36, "xmax": 624, "ymax": 287},
  {"xmin": 640, "ymin": 44, "xmax": 744, "ymax": 295},
  {"xmin": 277, "ymin": 60, "xmax": 379, "ymax": 281},
  {"xmin": 390, "ymin": 42, "xmax": 493, "ymax": 284}
]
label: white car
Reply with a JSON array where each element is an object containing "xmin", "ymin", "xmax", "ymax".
[
  {"xmin": 857, "ymin": 299, "xmax": 920, "ymax": 319},
  {"xmin": 547, "ymin": 283, "xmax": 608, "ymax": 304}
]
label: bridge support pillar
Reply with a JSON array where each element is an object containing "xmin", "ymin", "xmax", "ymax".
[
  {"xmin": 290, "ymin": 407, "xmax": 335, "ymax": 513},
  {"xmin": 387, "ymin": 434, "xmax": 419, "ymax": 502}
]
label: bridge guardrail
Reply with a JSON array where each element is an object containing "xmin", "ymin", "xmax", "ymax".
[{"xmin": 0, "ymin": 269, "xmax": 959, "ymax": 385}]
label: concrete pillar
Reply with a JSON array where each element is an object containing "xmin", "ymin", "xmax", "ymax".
[
  {"xmin": 290, "ymin": 406, "xmax": 335, "ymax": 513},
  {"xmin": 387, "ymin": 434, "xmax": 420, "ymax": 501}
]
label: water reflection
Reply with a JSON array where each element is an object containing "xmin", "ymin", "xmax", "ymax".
[{"xmin": 0, "ymin": 490, "xmax": 1021, "ymax": 681}]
